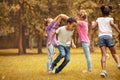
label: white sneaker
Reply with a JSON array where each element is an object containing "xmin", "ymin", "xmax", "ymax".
[
  {"xmin": 106, "ymin": 53, "xmax": 109, "ymax": 58},
  {"xmin": 118, "ymin": 64, "xmax": 120, "ymax": 69},
  {"xmin": 49, "ymin": 69, "xmax": 56, "ymax": 74},
  {"xmin": 49, "ymin": 69, "xmax": 55, "ymax": 74},
  {"xmin": 100, "ymin": 71, "xmax": 108, "ymax": 78}
]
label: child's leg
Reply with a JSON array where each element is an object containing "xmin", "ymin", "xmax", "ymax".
[
  {"xmin": 51, "ymin": 45, "xmax": 65, "ymax": 70},
  {"xmin": 100, "ymin": 46, "xmax": 107, "ymax": 71},
  {"xmin": 81, "ymin": 42, "xmax": 92, "ymax": 71},
  {"xmin": 55, "ymin": 46, "xmax": 70, "ymax": 73},
  {"xmin": 47, "ymin": 44, "xmax": 54, "ymax": 71},
  {"xmin": 108, "ymin": 46, "xmax": 120, "ymax": 65}
]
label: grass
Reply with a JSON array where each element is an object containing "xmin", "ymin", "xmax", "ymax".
[{"xmin": 0, "ymin": 47, "xmax": 120, "ymax": 80}]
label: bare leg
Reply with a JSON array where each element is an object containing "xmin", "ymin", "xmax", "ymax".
[
  {"xmin": 109, "ymin": 46, "xmax": 120, "ymax": 65},
  {"xmin": 100, "ymin": 46, "xmax": 107, "ymax": 70}
]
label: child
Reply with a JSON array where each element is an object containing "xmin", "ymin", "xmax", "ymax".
[
  {"xmin": 92, "ymin": 5, "xmax": 120, "ymax": 77},
  {"xmin": 45, "ymin": 14, "xmax": 69, "ymax": 71},
  {"xmin": 77, "ymin": 10, "xmax": 92, "ymax": 72},
  {"xmin": 48, "ymin": 17, "xmax": 77, "ymax": 74}
]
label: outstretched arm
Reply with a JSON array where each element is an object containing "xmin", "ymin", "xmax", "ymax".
[
  {"xmin": 52, "ymin": 14, "xmax": 69, "ymax": 29},
  {"xmin": 53, "ymin": 14, "xmax": 69, "ymax": 23},
  {"xmin": 110, "ymin": 20, "xmax": 120, "ymax": 34},
  {"xmin": 92, "ymin": 21, "xmax": 98, "ymax": 29}
]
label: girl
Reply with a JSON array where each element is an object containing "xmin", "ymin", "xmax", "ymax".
[
  {"xmin": 45, "ymin": 14, "xmax": 69, "ymax": 71},
  {"xmin": 77, "ymin": 10, "xmax": 92, "ymax": 72},
  {"xmin": 92, "ymin": 5, "xmax": 120, "ymax": 77}
]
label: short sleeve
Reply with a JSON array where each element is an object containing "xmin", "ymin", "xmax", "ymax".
[
  {"xmin": 96, "ymin": 18, "xmax": 99, "ymax": 22},
  {"xmin": 46, "ymin": 22, "xmax": 53, "ymax": 31},
  {"xmin": 110, "ymin": 18, "xmax": 114, "ymax": 21},
  {"xmin": 56, "ymin": 27, "xmax": 60, "ymax": 34}
]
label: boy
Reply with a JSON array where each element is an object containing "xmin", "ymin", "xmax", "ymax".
[{"xmin": 48, "ymin": 17, "xmax": 77, "ymax": 74}]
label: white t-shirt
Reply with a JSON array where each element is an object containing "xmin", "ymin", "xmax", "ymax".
[
  {"xmin": 56, "ymin": 26, "xmax": 74, "ymax": 46},
  {"xmin": 96, "ymin": 17, "xmax": 113, "ymax": 37}
]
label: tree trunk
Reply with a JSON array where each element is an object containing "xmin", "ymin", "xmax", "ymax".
[
  {"xmin": 90, "ymin": 34, "xmax": 95, "ymax": 52},
  {"xmin": 90, "ymin": 29, "xmax": 95, "ymax": 53},
  {"xmin": 18, "ymin": 2, "xmax": 26, "ymax": 55},
  {"xmin": 22, "ymin": 25, "xmax": 26, "ymax": 54},
  {"xmin": 18, "ymin": 22, "xmax": 24, "ymax": 54},
  {"xmin": 38, "ymin": 34, "xmax": 42, "ymax": 54}
]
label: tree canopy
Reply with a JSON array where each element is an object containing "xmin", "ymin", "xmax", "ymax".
[{"xmin": 0, "ymin": 0, "xmax": 120, "ymax": 54}]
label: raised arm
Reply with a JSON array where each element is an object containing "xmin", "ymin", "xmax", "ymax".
[
  {"xmin": 110, "ymin": 20, "xmax": 120, "ymax": 34},
  {"xmin": 52, "ymin": 14, "xmax": 69, "ymax": 29},
  {"xmin": 53, "ymin": 14, "xmax": 69, "ymax": 23}
]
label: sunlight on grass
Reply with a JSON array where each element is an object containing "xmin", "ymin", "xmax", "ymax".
[{"xmin": 0, "ymin": 47, "xmax": 120, "ymax": 80}]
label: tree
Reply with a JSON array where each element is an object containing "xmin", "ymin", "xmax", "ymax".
[{"xmin": 0, "ymin": 0, "xmax": 120, "ymax": 54}]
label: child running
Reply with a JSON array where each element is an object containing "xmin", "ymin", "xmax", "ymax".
[
  {"xmin": 48, "ymin": 17, "xmax": 77, "ymax": 74},
  {"xmin": 45, "ymin": 14, "xmax": 69, "ymax": 72},
  {"xmin": 92, "ymin": 5, "xmax": 120, "ymax": 77},
  {"xmin": 77, "ymin": 10, "xmax": 92, "ymax": 72}
]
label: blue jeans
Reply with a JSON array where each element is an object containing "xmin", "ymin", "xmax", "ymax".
[
  {"xmin": 99, "ymin": 35, "xmax": 115, "ymax": 47},
  {"xmin": 81, "ymin": 42, "xmax": 92, "ymax": 71},
  {"xmin": 47, "ymin": 44, "xmax": 54, "ymax": 70},
  {"xmin": 52, "ymin": 45, "xmax": 70, "ymax": 73}
]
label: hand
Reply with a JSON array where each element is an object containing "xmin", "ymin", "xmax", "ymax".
[
  {"xmin": 72, "ymin": 43, "xmax": 76, "ymax": 49},
  {"xmin": 48, "ymin": 41, "xmax": 51, "ymax": 46}
]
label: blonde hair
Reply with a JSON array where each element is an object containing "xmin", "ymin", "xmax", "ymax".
[
  {"xmin": 44, "ymin": 18, "xmax": 53, "ymax": 26},
  {"xmin": 77, "ymin": 10, "xmax": 87, "ymax": 20}
]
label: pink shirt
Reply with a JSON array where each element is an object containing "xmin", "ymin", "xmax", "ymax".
[{"xmin": 78, "ymin": 21, "xmax": 90, "ymax": 43}]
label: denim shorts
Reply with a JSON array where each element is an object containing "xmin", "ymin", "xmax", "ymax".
[{"xmin": 99, "ymin": 35, "xmax": 115, "ymax": 47}]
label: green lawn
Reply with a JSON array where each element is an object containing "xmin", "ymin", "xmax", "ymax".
[{"xmin": 0, "ymin": 48, "xmax": 120, "ymax": 80}]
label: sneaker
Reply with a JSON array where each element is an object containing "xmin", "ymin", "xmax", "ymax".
[
  {"xmin": 52, "ymin": 69, "xmax": 56, "ymax": 74},
  {"xmin": 49, "ymin": 69, "xmax": 56, "ymax": 74},
  {"xmin": 106, "ymin": 53, "xmax": 109, "ymax": 58},
  {"xmin": 100, "ymin": 71, "xmax": 108, "ymax": 78},
  {"xmin": 50, "ymin": 64, "xmax": 55, "ymax": 71},
  {"xmin": 118, "ymin": 64, "xmax": 120, "ymax": 69}
]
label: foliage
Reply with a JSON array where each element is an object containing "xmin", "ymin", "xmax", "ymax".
[{"xmin": 0, "ymin": 0, "xmax": 120, "ymax": 51}]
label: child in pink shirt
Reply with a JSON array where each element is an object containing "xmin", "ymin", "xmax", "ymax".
[{"xmin": 77, "ymin": 10, "xmax": 92, "ymax": 72}]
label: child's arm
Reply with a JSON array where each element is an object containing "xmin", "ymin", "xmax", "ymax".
[
  {"xmin": 71, "ymin": 37, "xmax": 76, "ymax": 48},
  {"xmin": 53, "ymin": 14, "xmax": 69, "ymax": 29},
  {"xmin": 110, "ymin": 20, "xmax": 120, "ymax": 34},
  {"xmin": 48, "ymin": 32, "xmax": 56, "ymax": 46},
  {"xmin": 92, "ymin": 21, "xmax": 98, "ymax": 29},
  {"xmin": 46, "ymin": 14, "xmax": 62, "ymax": 31},
  {"xmin": 53, "ymin": 14, "xmax": 69, "ymax": 23},
  {"xmin": 77, "ymin": 20, "xmax": 80, "ymax": 25}
]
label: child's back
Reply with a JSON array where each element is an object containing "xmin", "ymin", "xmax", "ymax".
[
  {"xmin": 78, "ymin": 21, "xmax": 90, "ymax": 43},
  {"xmin": 97, "ymin": 17, "xmax": 113, "ymax": 36},
  {"xmin": 92, "ymin": 5, "xmax": 120, "ymax": 78}
]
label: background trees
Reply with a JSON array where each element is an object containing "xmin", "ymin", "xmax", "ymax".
[{"xmin": 0, "ymin": 0, "xmax": 119, "ymax": 54}]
